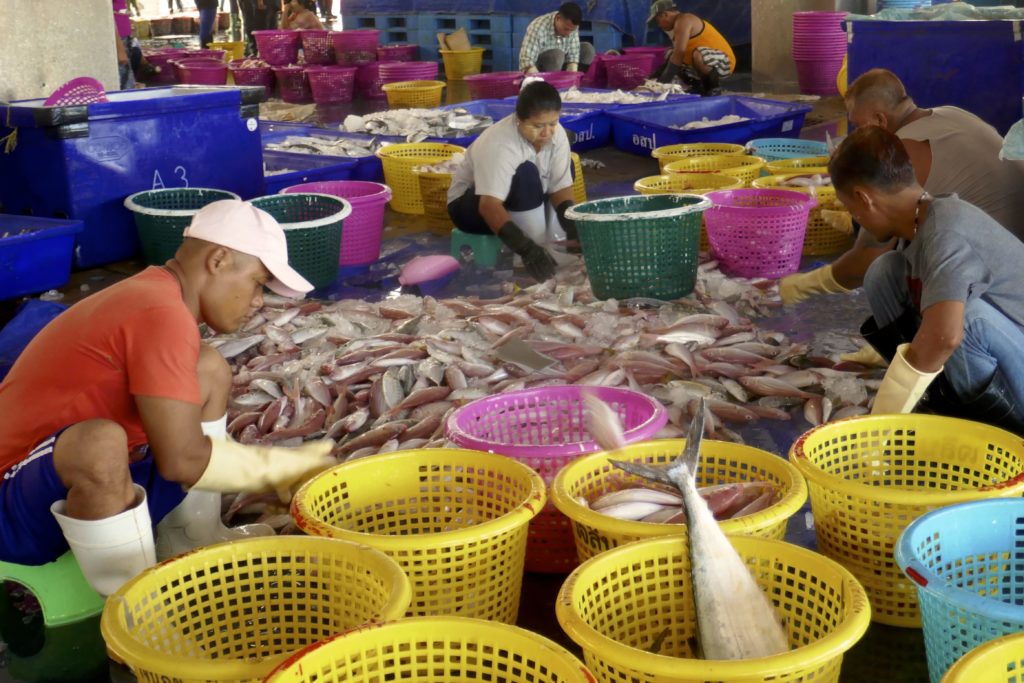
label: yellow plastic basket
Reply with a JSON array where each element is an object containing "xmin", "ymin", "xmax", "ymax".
[
  {"xmin": 376, "ymin": 143, "xmax": 466, "ymax": 215},
  {"xmin": 663, "ymin": 154, "xmax": 766, "ymax": 186},
  {"xmin": 291, "ymin": 448, "xmax": 546, "ymax": 624},
  {"xmin": 790, "ymin": 414, "xmax": 1024, "ymax": 628},
  {"xmin": 209, "ymin": 40, "xmax": 246, "ymax": 61},
  {"xmin": 264, "ymin": 616, "xmax": 596, "ymax": 682},
  {"xmin": 381, "ymin": 80, "xmax": 446, "ymax": 109},
  {"xmin": 440, "ymin": 47, "xmax": 485, "ymax": 80},
  {"xmin": 766, "ymin": 155, "xmax": 831, "ymax": 175},
  {"xmin": 99, "ymin": 536, "xmax": 411, "ymax": 683},
  {"xmin": 556, "ymin": 535, "xmax": 871, "ymax": 682},
  {"xmin": 414, "ymin": 169, "xmax": 454, "ymax": 221},
  {"xmin": 551, "ymin": 439, "xmax": 808, "ymax": 563},
  {"xmin": 753, "ymin": 173, "xmax": 853, "ymax": 255},
  {"xmin": 941, "ymin": 632, "xmax": 1024, "ymax": 683},
  {"xmin": 651, "ymin": 143, "xmax": 746, "ymax": 172},
  {"xmin": 571, "ymin": 152, "xmax": 587, "ymax": 205},
  {"xmin": 634, "ymin": 173, "xmax": 743, "ymax": 251}
]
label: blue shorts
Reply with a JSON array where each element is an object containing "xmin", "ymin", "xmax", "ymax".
[{"xmin": 0, "ymin": 431, "xmax": 188, "ymax": 566}]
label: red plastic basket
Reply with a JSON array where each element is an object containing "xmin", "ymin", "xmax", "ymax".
[
  {"xmin": 355, "ymin": 62, "xmax": 386, "ymax": 98},
  {"xmin": 305, "ymin": 65, "xmax": 358, "ymax": 104},
  {"xmin": 253, "ymin": 29, "xmax": 302, "ymax": 66},
  {"xmin": 301, "ymin": 29, "xmax": 335, "ymax": 65},
  {"xmin": 172, "ymin": 58, "xmax": 228, "ymax": 85},
  {"xmin": 228, "ymin": 59, "xmax": 275, "ymax": 91},
  {"xmin": 272, "ymin": 65, "xmax": 312, "ymax": 103},
  {"xmin": 704, "ymin": 188, "xmax": 816, "ymax": 279},
  {"xmin": 376, "ymin": 44, "xmax": 418, "ymax": 62},
  {"xmin": 603, "ymin": 54, "xmax": 650, "ymax": 90},
  {"xmin": 534, "ymin": 70, "xmax": 584, "ymax": 90},
  {"xmin": 332, "ymin": 29, "xmax": 381, "ymax": 65},
  {"xmin": 284, "ymin": 181, "xmax": 392, "ymax": 265},
  {"xmin": 465, "ymin": 71, "xmax": 524, "ymax": 99},
  {"xmin": 379, "ymin": 61, "xmax": 439, "ymax": 84},
  {"xmin": 445, "ymin": 385, "xmax": 668, "ymax": 573},
  {"xmin": 44, "ymin": 77, "xmax": 108, "ymax": 106}
]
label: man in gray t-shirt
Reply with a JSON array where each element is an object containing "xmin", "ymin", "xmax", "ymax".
[{"xmin": 828, "ymin": 125, "xmax": 1024, "ymax": 434}]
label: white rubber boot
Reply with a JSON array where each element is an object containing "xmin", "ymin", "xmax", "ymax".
[
  {"xmin": 508, "ymin": 206, "xmax": 547, "ymax": 243},
  {"xmin": 51, "ymin": 484, "xmax": 156, "ymax": 597},
  {"xmin": 154, "ymin": 416, "xmax": 274, "ymax": 561}
]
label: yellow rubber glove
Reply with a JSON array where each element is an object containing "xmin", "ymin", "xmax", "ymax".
[
  {"xmin": 193, "ymin": 438, "xmax": 336, "ymax": 502},
  {"xmin": 779, "ymin": 264, "xmax": 850, "ymax": 305},
  {"xmin": 566, "ymin": 62, "xmax": 579, "ymax": 72},
  {"xmin": 839, "ymin": 344, "xmax": 889, "ymax": 368},
  {"xmin": 820, "ymin": 209, "xmax": 854, "ymax": 235},
  {"xmin": 871, "ymin": 343, "xmax": 942, "ymax": 415}
]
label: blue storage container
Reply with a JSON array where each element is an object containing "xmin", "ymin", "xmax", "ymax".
[
  {"xmin": 259, "ymin": 121, "xmax": 390, "ymax": 182},
  {"xmin": 847, "ymin": 19, "xmax": 1024, "ymax": 134},
  {"xmin": 483, "ymin": 47, "xmax": 516, "ymax": 72},
  {"xmin": 608, "ymin": 96, "xmax": 812, "ymax": 155},
  {"xmin": 578, "ymin": 20, "xmax": 623, "ymax": 54},
  {"xmin": 441, "ymin": 99, "xmax": 611, "ymax": 151},
  {"xmin": 415, "ymin": 13, "xmax": 512, "ymax": 35},
  {"xmin": 0, "ymin": 86, "xmax": 264, "ymax": 268},
  {"xmin": 0, "ymin": 215, "xmax": 83, "ymax": 300},
  {"xmin": 263, "ymin": 150, "xmax": 358, "ymax": 194}
]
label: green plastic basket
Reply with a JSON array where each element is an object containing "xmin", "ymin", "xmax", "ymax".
[
  {"xmin": 123, "ymin": 188, "xmax": 240, "ymax": 266},
  {"xmin": 564, "ymin": 194, "xmax": 711, "ymax": 300},
  {"xmin": 248, "ymin": 193, "xmax": 352, "ymax": 289}
]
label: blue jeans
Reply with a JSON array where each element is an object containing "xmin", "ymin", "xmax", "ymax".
[
  {"xmin": 199, "ymin": 7, "xmax": 218, "ymax": 48},
  {"xmin": 864, "ymin": 251, "xmax": 1024, "ymax": 431}
]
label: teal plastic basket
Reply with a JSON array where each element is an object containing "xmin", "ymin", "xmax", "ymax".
[
  {"xmin": 124, "ymin": 188, "xmax": 240, "ymax": 265},
  {"xmin": 746, "ymin": 137, "xmax": 829, "ymax": 163},
  {"xmin": 564, "ymin": 194, "xmax": 710, "ymax": 301},
  {"xmin": 896, "ymin": 499, "xmax": 1024, "ymax": 683},
  {"xmin": 248, "ymin": 193, "xmax": 351, "ymax": 290}
]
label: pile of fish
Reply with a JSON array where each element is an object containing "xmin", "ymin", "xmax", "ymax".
[
  {"xmin": 341, "ymin": 108, "xmax": 495, "ymax": 142},
  {"xmin": 637, "ymin": 80, "xmax": 691, "ymax": 95},
  {"xmin": 560, "ymin": 87, "xmax": 671, "ymax": 105},
  {"xmin": 581, "ymin": 480, "xmax": 779, "ymax": 523},
  {"xmin": 780, "ymin": 174, "xmax": 831, "ymax": 188},
  {"xmin": 265, "ymin": 134, "xmax": 382, "ymax": 158},
  {"xmin": 413, "ymin": 152, "xmax": 465, "ymax": 174},
  {"xmin": 674, "ymin": 115, "xmax": 751, "ymax": 131},
  {"xmin": 212, "ymin": 258, "xmax": 879, "ymax": 464},
  {"xmin": 232, "ymin": 58, "xmax": 271, "ymax": 69}
]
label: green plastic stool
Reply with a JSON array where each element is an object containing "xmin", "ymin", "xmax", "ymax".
[
  {"xmin": 450, "ymin": 228, "xmax": 503, "ymax": 268},
  {"xmin": 0, "ymin": 551, "xmax": 104, "ymax": 628}
]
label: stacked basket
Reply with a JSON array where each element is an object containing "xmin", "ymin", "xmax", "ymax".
[
  {"xmin": 253, "ymin": 29, "xmax": 302, "ymax": 66},
  {"xmin": 603, "ymin": 53, "xmax": 651, "ymax": 90},
  {"xmin": 792, "ymin": 11, "xmax": 848, "ymax": 96},
  {"xmin": 376, "ymin": 143, "xmax": 465, "ymax": 215}
]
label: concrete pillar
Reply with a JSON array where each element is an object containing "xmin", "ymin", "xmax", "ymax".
[{"xmin": 0, "ymin": 0, "xmax": 120, "ymax": 102}]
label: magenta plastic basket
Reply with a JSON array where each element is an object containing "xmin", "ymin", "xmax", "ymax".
[
  {"xmin": 379, "ymin": 61, "xmax": 439, "ymax": 84},
  {"xmin": 144, "ymin": 49, "xmax": 189, "ymax": 84},
  {"xmin": 305, "ymin": 65, "xmax": 357, "ymax": 104},
  {"xmin": 603, "ymin": 54, "xmax": 651, "ymax": 90},
  {"xmin": 704, "ymin": 188, "xmax": 817, "ymax": 279},
  {"xmin": 253, "ymin": 29, "xmax": 302, "ymax": 66},
  {"xmin": 446, "ymin": 385, "xmax": 668, "ymax": 573},
  {"xmin": 272, "ymin": 65, "xmax": 312, "ymax": 103},
  {"xmin": 283, "ymin": 181, "xmax": 391, "ymax": 265},
  {"xmin": 465, "ymin": 71, "xmax": 524, "ymax": 99},
  {"xmin": 535, "ymin": 70, "xmax": 584, "ymax": 90},
  {"xmin": 332, "ymin": 29, "xmax": 381, "ymax": 65},
  {"xmin": 228, "ymin": 59, "xmax": 275, "ymax": 91},
  {"xmin": 185, "ymin": 48, "xmax": 226, "ymax": 61},
  {"xmin": 623, "ymin": 46, "xmax": 666, "ymax": 76},
  {"xmin": 355, "ymin": 62, "xmax": 386, "ymax": 98},
  {"xmin": 377, "ymin": 44, "xmax": 418, "ymax": 62},
  {"xmin": 172, "ymin": 58, "xmax": 228, "ymax": 85},
  {"xmin": 795, "ymin": 58, "xmax": 845, "ymax": 96},
  {"xmin": 301, "ymin": 29, "xmax": 335, "ymax": 65},
  {"xmin": 44, "ymin": 77, "xmax": 108, "ymax": 106}
]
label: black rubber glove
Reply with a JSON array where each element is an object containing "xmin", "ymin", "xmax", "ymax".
[
  {"xmin": 555, "ymin": 200, "xmax": 578, "ymax": 241},
  {"xmin": 658, "ymin": 61, "xmax": 682, "ymax": 84},
  {"xmin": 498, "ymin": 221, "xmax": 557, "ymax": 282}
]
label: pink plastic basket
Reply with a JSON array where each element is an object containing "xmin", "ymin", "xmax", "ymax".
[
  {"xmin": 300, "ymin": 29, "xmax": 335, "ymax": 65},
  {"xmin": 253, "ymin": 29, "xmax": 302, "ymax": 66},
  {"xmin": 283, "ymin": 181, "xmax": 392, "ymax": 266},
  {"xmin": 603, "ymin": 54, "xmax": 650, "ymax": 90},
  {"xmin": 172, "ymin": 58, "xmax": 228, "ymax": 85},
  {"xmin": 272, "ymin": 65, "xmax": 312, "ymax": 103},
  {"xmin": 534, "ymin": 70, "xmax": 584, "ymax": 90},
  {"xmin": 795, "ymin": 58, "xmax": 845, "ymax": 96},
  {"xmin": 228, "ymin": 59, "xmax": 275, "ymax": 91},
  {"xmin": 185, "ymin": 48, "xmax": 226, "ymax": 61},
  {"xmin": 376, "ymin": 44, "xmax": 418, "ymax": 62},
  {"xmin": 465, "ymin": 71, "xmax": 524, "ymax": 99},
  {"xmin": 622, "ymin": 46, "xmax": 666, "ymax": 77},
  {"xmin": 704, "ymin": 188, "xmax": 817, "ymax": 278},
  {"xmin": 379, "ymin": 61, "xmax": 439, "ymax": 84},
  {"xmin": 305, "ymin": 65, "xmax": 358, "ymax": 104},
  {"xmin": 446, "ymin": 385, "xmax": 668, "ymax": 573},
  {"xmin": 44, "ymin": 77, "xmax": 108, "ymax": 106},
  {"xmin": 355, "ymin": 62, "xmax": 386, "ymax": 98},
  {"xmin": 332, "ymin": 29, "xmax": 381, "ymax": 65},
  {"xmin": 143, "ymin": 48, "xmax": 189, "ymax": 84}
]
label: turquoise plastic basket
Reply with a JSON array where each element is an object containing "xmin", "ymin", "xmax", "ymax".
[
  {"xmin": 896, "ymin": 499, "xmax": 1024, "ymax": 683},
  {"xmin": 746, "ymin": 137, "xmax": 829, "ymax": 162}
]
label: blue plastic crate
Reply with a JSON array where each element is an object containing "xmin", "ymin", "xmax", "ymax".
[
  {"xmin": 259, "ymin": 122, "xmax": 387, "ymax": 182},
  {"xmin": 608, "ymin": 96, "xmax": 812, "ymax": 155},
  {"xmin": 263, "ymin": 150, "xmax": 357, "ymax": 195},
  {"xmin": 442, "ymin": 99, "xmax": 610, "ymax": 152},
  {"xmin": 578, "ymin": 20, "xmax": 623, "ymax": 53},
  {"xmin": 345, "ymin": 14, "xmax": 411, "ymax": 31},
  {"xmin": 0, "ymin": 86, "xmax": 264, "ymax": 268},
  {"xmin": 0, "ymin": 215, "xmax": 83, "ymax": 300},
  {"xmin": 483, "ymin": 47, "xmax": 515, "ymax": 72},
  {"xmin": 415, "ymin": 13, "xmax": 512, "ymax": 36},
  {"xmin": 512, "ymin": 15, "xmax": 532, "ymax": 35}
]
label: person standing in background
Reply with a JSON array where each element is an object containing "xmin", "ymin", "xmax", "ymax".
[
  {"xmin": 241, "ymin": 0, "xmax": 275, "ymax": 57},
  {"xmin": 114, "ymin": 0, "xmax": 135, "ymax": 90},
  {"xmin": 168, "ymin": 0, "xmax": 185, "ymax": 13},
  {"xmin": 197, "ymin": 0, "xmax": 219, "ymax": 48}
]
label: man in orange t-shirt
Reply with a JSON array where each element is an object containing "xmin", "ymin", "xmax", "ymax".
[{"xmin": 0, "ymin": 200, "xmax": 334, "ymax": 596}]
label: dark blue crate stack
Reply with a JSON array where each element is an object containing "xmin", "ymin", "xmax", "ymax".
[
  {"xmin": 417, "ymin": 14, "xmax": 515, "ymax": 72},
  {"xmin": 511, "ymin": 16, "xmax": 623, "ymax": 67},
  {"xmin": 344, "ymin": 14, "xmax": 416, "ymax": 45}
]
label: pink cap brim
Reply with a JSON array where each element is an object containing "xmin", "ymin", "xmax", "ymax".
[{"xmin": 262, "ymin": 257, "xmax": 315, "ymax": 298}]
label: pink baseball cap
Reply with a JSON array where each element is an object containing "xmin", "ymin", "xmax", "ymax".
[{"xmin": 183, "ymin": 199, "xmax": 313, "ymax": 298}]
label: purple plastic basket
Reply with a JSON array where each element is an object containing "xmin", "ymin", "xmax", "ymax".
[
  {"xmin": 305, "ymin": 65, "xmax": 357, "ymax": 104},
  {"xmin": 332, "ymin": 29, "xmax": 380, "ymax": 65},
  {"xmin": 795, "ymin": 58, "xmax": 845, "ymax": 96},
  {"xmin": 379, "ymin": 61, "xmax": 439, "ymax": 84},
  {"xmin": 44, "ymin": 77, "xmax": 108, "ymax": 106},
  {"xmin": 465, "ymin": 71, "xmax": 523, "ymax": 99},
  {"xmin": 355, "ymin": 62, "xmax": 386, "ymax": 98},
  {"xmin": 272, "ymin": 65, "xmax": 312, "ymax": 103},
  {"xmin": 704, "ymin": 188, "xmax": 816, "ymax": 278},
  {"xmin": 603, "ymin": 54, "xmax": 650, "ymax": 90},
  {"xmin": 172, "ymin": 58, "xmax": 228, "ymax": 85},
  {"xmin": 377, "ymin": 44, "xmax": 418, "ymax": 62},
  {"xmin": 283, "ymin": 181, "xmax": 391, "ymax": 265},
  {"xmin": 534, "ymin": 70, "xmax": 584, "ymax": 90},
  {"xmin": 253, "ymin": 29, "xmax": 302, "ymax": 66},
  {"xmin": 622, "ymin": 46, "xmax": 666, "ymax": 76},
  {"xmin": 228, "ymin": 59, "xmax": 275, "ymax": 91},
  {"xmin": 301, "ymin": 29, "xmax": 335, "ymax": 65}
]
